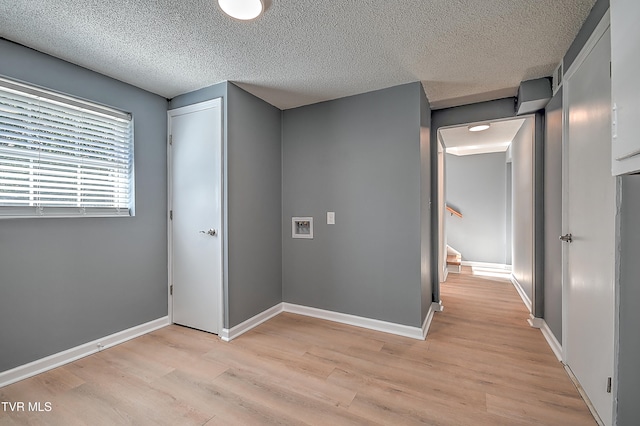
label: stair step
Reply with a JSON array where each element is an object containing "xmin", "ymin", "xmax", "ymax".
[{"xmin": 446, "ymin": 254, "xmax": 461, "ymax": 266}]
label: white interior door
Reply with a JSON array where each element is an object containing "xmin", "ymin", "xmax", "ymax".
[
  {"xmin": 563, "ymin": 27, "xmax": 615, "ymax": 425},
  {"xmin": 169, "ymin": 99, "xmax": 223, "ymax": 334}
]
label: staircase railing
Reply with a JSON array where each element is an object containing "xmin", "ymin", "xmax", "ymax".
[{"xmin": 446, "ymin": 204, "xmax": 462, "ymax": 218}]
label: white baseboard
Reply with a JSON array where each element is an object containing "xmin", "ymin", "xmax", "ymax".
[
  {"xmin": 421, "ymin": 301, "xmax": 443, "ymax": 339},
  {"xmin": 2, "ymin": 298, "xmax": 442, "ymax": 386},
  {"xmin": 540, "ymin": 320, "xmax": 563, "ymax": 362},
  {"xmin": 283, "ymin": 303, "xmax": 425, "ymax": 340},
  {"xmin": 220, "ymin": 303, "xmax": 283, "ymax": 342},
  {"xmin": 510, "ymin": 274, "xmax": 532, "ymax": 312},
  {"xmin": 0, "ymin": 316, "xmax": 170, "ymax": 388},
  {"xmin": 461, "ymin": 261, "xmax": 512, "ymax": 270},
  {"xmin": 527, "ymin": 314, "xmax": 544, "ymax": 329},
  {"xmin": 448, "ymin": 264, "xmax": 461, "ymax": 273},
  {"xmin": 221, "ymin": 302, "xmax": 436, "ymax": 342}
]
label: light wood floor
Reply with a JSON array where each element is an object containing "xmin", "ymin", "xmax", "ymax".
[{"xmin": 1, "ymin": 269, "xmax": 595, "ymax": 425}]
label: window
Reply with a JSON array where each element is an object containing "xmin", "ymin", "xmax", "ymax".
[{"xmin": 0, "ymin": 77, "xmax": 134, "ymax": 218}]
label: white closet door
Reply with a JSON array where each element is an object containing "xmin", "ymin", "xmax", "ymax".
[
  {"xmin": 169, "ymin": 99, "xmax": 223, "ymax": 334},
  {"xmin": 563, "ymin": 27, "xmax": 615, "ymax": 426}
]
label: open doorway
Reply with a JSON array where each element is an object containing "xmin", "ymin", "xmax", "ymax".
[{"xmin": 437, "ymin": 116, "xmax": 535, "ymax": 310}]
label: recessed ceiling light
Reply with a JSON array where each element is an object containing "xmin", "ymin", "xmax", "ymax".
[
  {"xmin": 468, "ymin": 123, "xmax": 491, "ymax": 132},
  {"xmin": 218, "ymin": 0, "xmax": 264, "ymax": 20}
]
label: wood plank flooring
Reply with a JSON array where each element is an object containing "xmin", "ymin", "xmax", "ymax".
[{"xmin": 0, "ymin": 269, "xmax": 595, "ymax": 425}]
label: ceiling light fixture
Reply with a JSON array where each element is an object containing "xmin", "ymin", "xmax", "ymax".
[
  {"xmin": 468, "ymin": 123, "xmax": 491, "ymax": 132},
  {"xmin": 218, "ymin": 0, "xmax": 264, "ymax": 20}
]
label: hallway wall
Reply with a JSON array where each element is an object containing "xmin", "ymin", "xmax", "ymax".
[
  {"xmin": 543, "ymin": 90, "xmax": 563, "ymax": 342},
  {"xmin": 445, "ymin": 152, "xmax": 507, "ymax": 264},
  {"xmin": 511, "ymin": 118, "xmax": 535, "ymax": 305},
  {"xmin": 617, "ymin": 174, "xmax": 640, "ymax": 424}
]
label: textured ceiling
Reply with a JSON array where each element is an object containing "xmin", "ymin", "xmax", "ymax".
[
  {"xmin": 440, "ymin": 118, "xmax": 526, "ymax": 156},
  {"xmin": 0, "ymin": 0, "xmax": 596, "ymax": 110}
]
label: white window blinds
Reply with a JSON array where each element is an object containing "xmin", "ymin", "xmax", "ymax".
[{"xmin": 0, "ymin": 77, "xmax": 134, "ymax": 218}]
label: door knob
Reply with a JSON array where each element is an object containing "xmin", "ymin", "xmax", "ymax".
[
  {"xmin": 199, "ymin": 229, "xmax": 217, "ymax": 236},
  {"xmin": 559, "ymin": 233, "xmax": 573, "ymax": 243}
]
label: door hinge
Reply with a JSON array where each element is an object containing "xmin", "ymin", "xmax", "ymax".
[
  {"xmin": 169, "ymin": 134, "xmax": 173, "ymax": 145},
  {"xmin": 610, "ymin": 62, "xmax": 612, "ymax": 78},
  {"xmin": 170, "ymin": 285, "xmax": 173, "ymax": 296},
  {"xmin": 169, "ymin": 210, "xmax": 173, "ymax": 220},
  {"xmin": 607, "ymin": 377, "xmax": 612, "ymax": 393}
]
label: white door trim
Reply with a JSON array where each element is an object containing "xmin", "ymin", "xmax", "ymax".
[
  {"xmin": 167, "ymin": 98, "xmax": 225, "ymax": 334},
  {"xmin": 437, "ymin": 133, "xmax": 447, "ymax": 283}
]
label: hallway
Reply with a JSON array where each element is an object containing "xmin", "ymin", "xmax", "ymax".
[{"xmin": 434, "ymin": 268, "xmax": 595, "ymax": 424}]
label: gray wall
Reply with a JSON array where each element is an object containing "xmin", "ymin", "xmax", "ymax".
[
  {"xmin": 431, "ymin": 98, "xmax": 517, "ymax": 131},
  {"xmin": 511, "ymin": 118, "xmax": 535, "ymax": 305},
  {"xmin": 0, "ymin": 40, "xmax": 168, "ymax": 372},
  {"xmin": 543, "ymin": 91, "xmax": 563, "ymax": 341},
  {"xmin": 419, "ymin": 86, "xmax": 433, "ymax": 321},
  {"xmin": 617, "ymin": 174, "xmax": 640, "ymax": 425},
  {"xmin": 170, "ymin": 82, "xmax": 282, "ymax": 329},
  {"xmin": 170, "ymin": 83, "xmax": 227, "ymax": 111},
  {"xmin": 563, "ymin": 0, "xmax": 610, "ymax": 72},
  {"xmin": 533, "ymin": 111, "xmax": 545, "ymax": 319},
  {"xmin": 445, "ymin": 152, "xmax": 507, "ymax": 264},
  {"xmin": 282, "ymin": 83, "xmax": 424, "ymax": 327},
  {"xmin": 226, "ymin": 84, "xmax": 282, "ymax": 328}
]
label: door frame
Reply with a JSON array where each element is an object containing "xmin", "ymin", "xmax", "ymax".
[
  {"xmin": 167, "ymin": 98, "xmax": 225, "ymax": 334},
  {"xmin": 437, "ymin": 133, "xmax": 447, "ymax": 283},
  {"xmin": 436, "ymin": 114, "xmax": 534, "ymax": 283},
  {"xmin": 433, "ymin": 113, "xmax": 539, "ymax": 311},
  {"xmin": 561, "ymin": 9, "xmax": 616, "ymax": 424}
]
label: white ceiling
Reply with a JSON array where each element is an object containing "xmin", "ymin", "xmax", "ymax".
[
  {"xmin": 0, "ymin": 0, "xmax": 596, "ymax": 110},
  {"xmin": 440, "ymin": 118, "xmax": 527, "ymax": 156}
]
